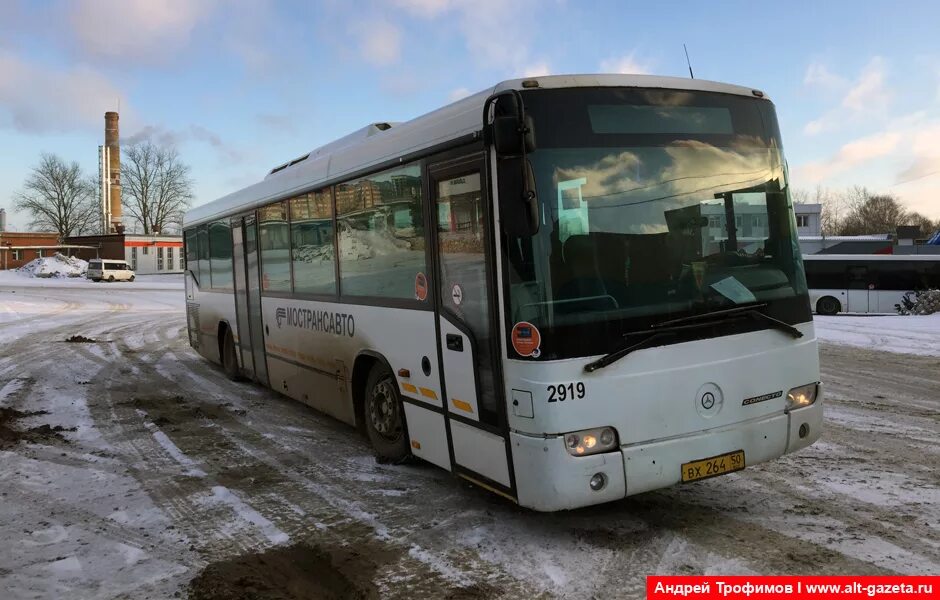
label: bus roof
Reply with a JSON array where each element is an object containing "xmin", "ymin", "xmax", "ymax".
[
  {"xmin": 183, "ymin": 74, "xmax": 767, "ymax": 228},
  {"xmin": 802, "ymin": 254, "xmax": 940, "ymax": 261}
]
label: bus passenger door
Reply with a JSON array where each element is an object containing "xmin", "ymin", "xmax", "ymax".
[
  {"xmin": 242, "ymin": 215, "xmax": 269, "ymax": 386},
  {"xmin": 846, "ymin": 265, "xmax": 870, "ymax": 313},
  {"xmin": 430, "ymin": 157, "xmax": 513, "ymax": 497},
  {"xmin": 231, "ymin": 218, "xmax": 254, "ymax": 378}
]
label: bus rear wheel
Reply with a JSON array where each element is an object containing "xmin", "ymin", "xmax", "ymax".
[
  {"xmin": 816, "ymin": 296, "xmax": 841, "ymax": 316},
  {"xmin": 364, "ymin": 364, "xmax": 409, "ymax": 463},
  {"xmin": 221, "ymin": 329, "xmax": 240, "ymax": 380}
]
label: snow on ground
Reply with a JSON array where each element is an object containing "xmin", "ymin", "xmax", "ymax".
[
  {"xmin": 0, "ymin": 278, "xmax": 938, "ymax": 598},
  {"xmin": 0, "ymin": 269, "xmax": 182, "ymax": 291},
  {"xmin": 814, "ymin": 314, "xmax": 940, "ymax": 356},
  {"xmin": 16, "ymin": 253, "xmax": 88, "ymax": 278}
]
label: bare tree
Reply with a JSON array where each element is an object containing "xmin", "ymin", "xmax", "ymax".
[
  {"xmin": 838, "ymin": 191, "xmax": 909, "ymax": 236},
  {"xmin": 13, "ymin": 153, "xmax": 100, "ymax": 237},
  {"xmin": 902, "ymin": 212, "xmax": 939, "ymax": 239},
  {"xmin": 121, "ymin": 141, "xmax": 194, "ymax": 234}
]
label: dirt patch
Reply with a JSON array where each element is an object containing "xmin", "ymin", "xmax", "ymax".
[
  {"xmin": 186, "ymin": 543, "xmax": 380, "ymax": 600},
  {"xmin": 0, "ymin": 407, "xmax": 72, "ymax": 448},
  {"xmin": 65, "ymin": 335, "xmax": 97, "ymax": 343}
]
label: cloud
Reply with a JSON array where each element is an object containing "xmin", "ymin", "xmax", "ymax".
[
  {"xmin": 393, "ymin": 0, "xmax": 452, "ymax": 17},
  {"xmin": 522, "ymin": 62, "xmax": 552, "ymax": 77},
  {"xmin": 841, "ymin": 57, "xmax": 889, "ymax": 112},
  {"xmin": 351, "ymin": 19, "xmax": 402, "ymax": 66},
  {"xmin": 795, "ymin": 131, "xmax": 902, "ymax": 183},
  {"xmin": 600, "ymin": 53, "xmax": 651, "ymax": 75},
  {"xmin": 802, "ymin": 57, "xmax": 891, "ymax": 136},
  {"xmin": 792, "ymin": 110, "xmax": 940, "ymax": 218},
  {"xmin": 257, "ymin": 113, "xmax": 294, "ymax": 133},
  {"xmin": 448, "ymin": 87, "xmax": 471, "ymax": 102},
  {"xmin": 392, "ymin": 0, "xmax": 538, "ymax": 75},
  {"xmin": 803, "ymin": 62, "xmax": 846, "ymax": 89},
  {"xmin": 895, "ymin": 121, "xmax": 940, "ymax": 184},
  {"xmin": 123, "ymin": 124, "xmax": 246, "ymax": 162},
  {"xmin": 0, "ymin": 51, "xmax": 130, "ymax": 133},
  {"xmin": 68, "ymin": 0, "xmax": 215, "ymax": 63}
]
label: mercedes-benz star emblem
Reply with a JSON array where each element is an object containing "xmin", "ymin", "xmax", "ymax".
[{"xmin": 701, "ymin": 392, "xmax": 715, "ymax": 410}]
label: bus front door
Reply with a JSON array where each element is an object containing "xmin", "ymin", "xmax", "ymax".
[
  {"xmin": 237, "ymin": 215, "xmax": 269, "ymax": 386},
  {"xmin": 846, "ymin": 264, "xmax": 871, "ymax": 313},
  {"xmin": 430, "ymin": 157, "xmax": 514, "ymax": 498}
]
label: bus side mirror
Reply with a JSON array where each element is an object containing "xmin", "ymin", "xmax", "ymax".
[
  {"xmin": 493, "ymin": 114, "xmax": 537, "ymax": 156},
  {"xmin": 499, "ymin": 157, "xmax": 539, "ymax": 238}
]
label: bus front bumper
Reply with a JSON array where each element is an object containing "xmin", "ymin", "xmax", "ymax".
[{"xmin": 511, "ymin": 402, "xmax": 823, "ymax": 512}]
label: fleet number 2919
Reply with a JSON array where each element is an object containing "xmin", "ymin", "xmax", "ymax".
[{"xmin": 547, "ymin": 382, "xmax": 585, "ymax": 402}]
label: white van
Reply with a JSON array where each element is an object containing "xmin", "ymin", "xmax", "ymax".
[{"xmin": 87, "ymin": 259, "xmax": 136, "ymax": 282}]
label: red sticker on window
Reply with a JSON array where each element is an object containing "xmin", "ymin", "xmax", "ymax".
[
  {"xmin": 511, "ymin": 321, "xmax": 541, "ymax": 358},
  {"xmin": 415, "ymin": 272, "xmax": 428, "ymax": 301}
]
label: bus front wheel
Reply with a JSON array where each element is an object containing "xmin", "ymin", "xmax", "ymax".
[
  {"xmin": 364, "ymin": 364, "xmax": 409, "ymax": 463},
  {"xmin": 816, "ymin": 296, "xmax": 841, "ymax": 316}
]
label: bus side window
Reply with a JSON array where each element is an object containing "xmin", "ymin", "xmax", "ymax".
[
  {"xmin": 335, "ymin": 163, "xmax": 425, "ymax": 299},
  {"xmin": 259, "ymin": 201, "xmax": 292, "ymax": 292},
  {"xmin": 290, "ymin": 189, "xmax": 335, "ymax": 295},
  {"xmin": 209, "ymin": 221, "xmax": 234, "ymax": 290},
  {"xmin": 846, "ymin": 265, "xmax": 868, "ymax": 289}
]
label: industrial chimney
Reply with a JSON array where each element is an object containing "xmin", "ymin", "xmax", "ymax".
[
  {"xmin": 0, "ymin": 208, "xmax": 6, "ymax": 232},
  {"xmin": 104, "ymin": 112, "xmax": 123, "ymax": 233}
]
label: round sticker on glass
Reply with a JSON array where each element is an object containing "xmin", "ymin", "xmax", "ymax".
[
  {"xmin": 415, "ymin": 272, "xmax": 428, "ymax": 301},
  {"xmin": 511, "ymin": 321, "xmax": 541, "ymax": 357},
  {"xmin": 451, "ymin": 283, "xmax": 463, "ymax": 306}
]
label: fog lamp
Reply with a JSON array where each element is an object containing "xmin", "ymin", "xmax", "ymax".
[{"xmin": 589, "ymin": 473, "xmax": 607, "ymax": 491}]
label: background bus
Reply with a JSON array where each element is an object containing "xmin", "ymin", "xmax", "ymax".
[
  {"xmin": 805, "ymin": 254, "xmax": 940, "ymax": 315},
  {"xmin": 183, "ymin": 74, "xmax": 822, "ymax": 511}
]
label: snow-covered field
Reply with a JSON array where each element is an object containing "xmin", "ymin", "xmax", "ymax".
[
  {"xmin": 0, "ymin": 277, "xmax": 938, "ymax": 599},
  {"xmin": 815, "ymin": 314, "xmax": 940, "ymax": 356}
]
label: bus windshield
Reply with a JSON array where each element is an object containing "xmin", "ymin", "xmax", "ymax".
[{"xmin": 504, "ymin": 87, "xmax": 811, "ymax": 360}]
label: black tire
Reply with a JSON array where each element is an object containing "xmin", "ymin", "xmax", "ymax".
[
  {"xmin": 221, "ymin": 329, "xmax": 240, "ymax": 380},
  {"xmin": 816, "ymin": 296, "xmax": 841, "ymax": 316},
  {"xmin": 363, "ymin": 364, "xmax": 409, "ymax": 463},
  {"xmin": 108, "ymin": 275, "xmax": 115, "ymax": 282},
  {"xmin": 129, "ymin": 275, "xmax": 135, "ymax": 282},
  {"xmin": 91, "ymin": 278, "xmax": 100, "ymax": 282}
]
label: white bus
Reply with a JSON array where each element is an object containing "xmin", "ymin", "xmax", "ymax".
[
  {"xmin": 805, "ymin": 254, "xmax": 940, "ymax": 315},
  {"xmin": 183, "ymin": 74, "xmax": 822, "ymax": 511}
]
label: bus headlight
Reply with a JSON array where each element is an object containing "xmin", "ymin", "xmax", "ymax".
[
  {"xmin": 564, "ymin": 427, "xmax": 618, "ymax": 457},
  {"xmin": 786, "ymin": 383, "xmax": 818, "ymax": 410}
]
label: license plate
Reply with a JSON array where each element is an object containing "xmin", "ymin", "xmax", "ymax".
[{"xmin": 681, "ymin": 450, "xmax": 745, "ymax": 483}]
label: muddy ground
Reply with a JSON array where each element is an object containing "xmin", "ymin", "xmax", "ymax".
[{"xmin": 0, "ymin": 281, "xmax": 937, "ymax": 599}]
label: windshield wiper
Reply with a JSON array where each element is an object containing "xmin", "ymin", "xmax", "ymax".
[
  {"xmin": 583, "ymin": 304, "xmax": 802, "ymax": 373},
  {"xmin": 654, "ymin": 303, "xmax": 803, "ymax": 339},
  {"xmin": 584, "ymin": 321, "xmax": 717, "ymax": 373}
]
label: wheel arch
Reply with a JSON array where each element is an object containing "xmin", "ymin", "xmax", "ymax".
[
  {"xmin": 351, "ymin": 350, "xmax": 395, "ymax": 433},
  {"xmin": 816, "ymin": 295, "xmax": 842, "ymax": 316},
  {"xmin": 216, "ymin": 319, "xmax": 234, "ymax": 364}
]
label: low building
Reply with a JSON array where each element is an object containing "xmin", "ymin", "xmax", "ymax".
[
  {"xmin": 63, "ymin": 234, "xmax": 184, "ymax": 275},
  {"xmin": 798, "ymin": 234, "xmax": 894, "ymax": 255},
  {"xmin": 793, "ymin": 203, "xmax": 822, "ymax": 237},
  {"xmin": 0, "ymin": 231, "xmax": 71, "ymax": 270}
]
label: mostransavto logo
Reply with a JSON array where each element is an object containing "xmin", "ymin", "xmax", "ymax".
[{"xmin": 274, "ymin": 306, "xmax": 355, "ymax": 337}]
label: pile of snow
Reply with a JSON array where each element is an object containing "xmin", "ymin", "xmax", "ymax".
[
  {"xmin": 17, "ymin": 253, "xmax": 88, "ymax": 278},
  {"xmin": 896, "ymin": 289, "xmax": 940, "ymax": 315}
]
